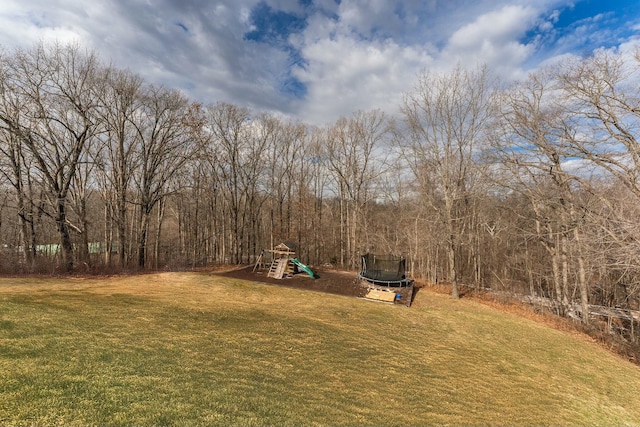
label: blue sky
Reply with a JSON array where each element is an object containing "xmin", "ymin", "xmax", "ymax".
[{"xmin": 1, "ymin": 0, "xmax": 639, "ymax": 125}]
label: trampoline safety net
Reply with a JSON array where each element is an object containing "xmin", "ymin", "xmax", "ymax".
[{"xmin": 359, "ymin": 253, "xmax": 410, "ymax": 285}]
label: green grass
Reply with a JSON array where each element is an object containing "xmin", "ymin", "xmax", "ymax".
[{"xmin": 1, "ymin": 272, "xmax": 640, "ymax": 426}]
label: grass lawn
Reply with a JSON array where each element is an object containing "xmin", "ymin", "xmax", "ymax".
[{"xmin": 1, "ymin": 272, "xmax": 640, "ymax": 426}]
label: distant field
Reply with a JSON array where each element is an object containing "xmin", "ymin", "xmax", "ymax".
[{"xmin": 1, "ymin": 272, "xmax": 640, "ymax": 426}]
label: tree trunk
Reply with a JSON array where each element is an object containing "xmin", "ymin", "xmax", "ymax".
[
  {"xmin": 573, "ymin": 227, "xmax": 590, "ymax": 324},
  {"xmin": 449, "ymin": 235, "xmax": 459, "ymax": 298},
  {"xmin": 137, "ymin": 209, "xmax": 150, "ymax": 268},
  {"xmin": 551, "ymin": 251, "xmax": 564, "ymax": 316},
  {"xmin": 104, "ymin": 204, "xmax": 112, "ymax": 267},
  {"xmin": 117, "ymin": 187, "xmax": 128, "ymax": 269},
  {"xmin": 154, "ymin": 197, "xmax": 166, "ymax": 269},
  {"xmin": 56, "ymin": 196, "xmax": 74, "ymax": 272},
  {"xmin": 16, "ymin": 193, "xmax": 32, "ymax": 268}
]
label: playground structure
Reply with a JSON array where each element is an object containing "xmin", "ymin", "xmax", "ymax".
[
  {"xmin": 253, "ymin": 241, "xmax": 317, "ymax": 280},
  {"xmin": 358, "ymin": 253, "xmax": 414, "ymax": 306}
]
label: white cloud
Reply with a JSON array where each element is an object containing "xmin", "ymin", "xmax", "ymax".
[
  {"xmin": 0, "ymin": 1, "xmax": 82, "ymax": 48},
  {"xmin": 292, "ymin": 35, "xmax": 432, "ymax": 125},
  {"xmin": 0, "ymin": 0, "xmax": 637, "ymax": 126},
  {"xmin": 439, "ymin": 4, "xmax": 538, "ymax": 77},
  {"xmin": 449, "ymin": 5, "xmax": 536, "ymax": 49},
  {"xmin": 337, "ymin": 0, "xmax": 404, "ymax": 38}
]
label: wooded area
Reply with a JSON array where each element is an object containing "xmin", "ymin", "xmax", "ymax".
[{"xmin": 1, "ymin": 42, "xmax": 640, "ymax": 327}]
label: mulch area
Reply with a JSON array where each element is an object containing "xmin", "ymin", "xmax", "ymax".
[
  {"xmin": 213, "ymin": 265, "xmax": 368, "ymax": 298},
  {"xmin": 212, "ymin": 265, "xmax": 417, "ymax": 305}
]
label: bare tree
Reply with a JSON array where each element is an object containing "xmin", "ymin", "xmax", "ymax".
[
  {"xmin": 517, "ymin": 48, "xmax": 640, "ymax": 320},
  {"xmin": 0, "ymin": 54, "xmax": 38, "ymax": 268},
  {"xmin": 554, "ymin": 49, "xmax": 640, "ymax": 317},
  {"xmin": 581, "ymin": 182, "xmax": 640, "ymax": 311},
  {"xmin": 491, "ymin": 71, "xmax": 594, "ymax": 321},
  {"xmin": 556, "ymin": 48, "xmax": 640, "ymax": 197},
  {"xmin": 325, "ymin": 109, "xmax": 389, "ymax": 268},
  {"xmin": 206, "ymin": 103, "xmax": 271, "ymax": 264},
  {"xmin": 131, "ymin": 85, "xmax": 197, "ymax": 268},
  {"xmin": 94, "ymin": 67, "xmax": 145, "ymax": 269},
  {"xmin": 2, "ymin": 43, "xmax": 103, "ymax": 271},
  {"xmin": 263, "ymin": 117, "xmax": 304, "ymax": 248},
  {"xmin": 400, "ymin": 65, "xmax": 496, "ymax": 298},
  {"xmin": 67, "ymin": 148, "xmax": 96, "ymax": 267}
]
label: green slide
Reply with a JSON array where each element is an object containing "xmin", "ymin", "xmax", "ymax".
[{"xmin": 291, "ymin": 258, "xmax": 317, "ymax": 279}]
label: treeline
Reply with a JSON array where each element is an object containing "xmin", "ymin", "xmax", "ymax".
[{"xmin": 1, "ymin": 42, "xmax": 640, "ymax": 324}]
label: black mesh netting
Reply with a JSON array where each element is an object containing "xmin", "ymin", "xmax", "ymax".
[{"xmin": 360, "ymin": 253, "xmax": 407, "ymax": 282}]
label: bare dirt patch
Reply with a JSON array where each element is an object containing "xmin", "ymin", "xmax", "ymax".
[
  {"xmin": 212, "ymin": 265, "xmax": 418, "ymax": 305},
  {"xmin": 213, "ymin": 265, "xmax": 369, "ymax": 298}
]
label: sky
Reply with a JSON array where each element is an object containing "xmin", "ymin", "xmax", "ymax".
[{"xmin": 0, "ymin": 0, "xmax": 639, "ymax": 126}]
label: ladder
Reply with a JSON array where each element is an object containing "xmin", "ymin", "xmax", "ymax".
[{"xmin": 267, "ymin": 258, "xmax": 289, "ymax": 279}]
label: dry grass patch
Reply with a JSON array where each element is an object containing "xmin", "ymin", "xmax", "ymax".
[{"xmin": 1, "ymin": 272, "xmax": 640, "ymax": 426}]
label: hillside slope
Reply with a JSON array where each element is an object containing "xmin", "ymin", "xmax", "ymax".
[{"xmin": 1, "ymin": 272, "xmax": 639, "ymax": 426}]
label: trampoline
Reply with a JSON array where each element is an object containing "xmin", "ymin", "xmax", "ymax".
[{"xmin": 358, "ymin": 253, "xmax": 414, "ymax": 287}]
